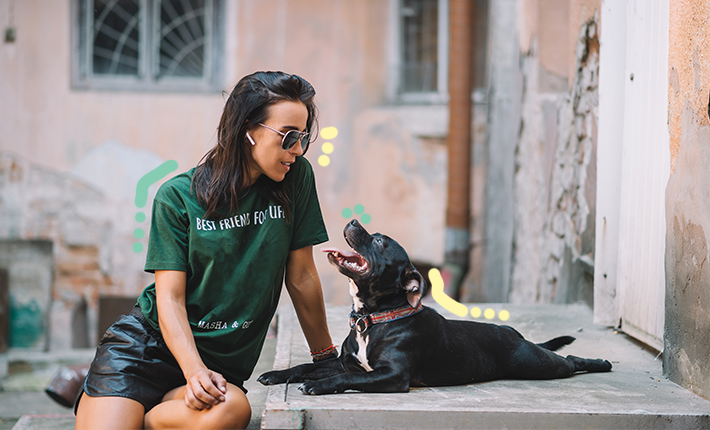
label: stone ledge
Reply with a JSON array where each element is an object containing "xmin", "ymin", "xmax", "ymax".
[{"xmin": 262, "ymin": 302, "xmax": 710, "ymax": 430}]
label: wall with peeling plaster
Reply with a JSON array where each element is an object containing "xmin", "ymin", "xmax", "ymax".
[
  {"xmin": 664, "ymin": 0, "xmax": 710, "ymax": 400},
  {"xmin": 481, "ymin": 0, "xmax": 600, "ymax": 305},
  {"xmin": 7, "ymin": 0, "xmax": 683, "ymax": 361},
  {"xmin": 0, "ymin": 148, "xmax": 158, "ymax": 350},
  {"xmin": 520, "ymin": 15, "xmax": 598, "ymax": 306},
  {"xmin": 1, "ymin": 0, "xmax": 490, "ymax": 348}
]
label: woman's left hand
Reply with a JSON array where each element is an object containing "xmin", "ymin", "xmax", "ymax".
[
  {"xmin": 183, "ymin": 366, "xmax": 227, "ymax": 410},
  {"xmin": 285, "ymin": 246, "xmax": 335, "ymax": 356}
]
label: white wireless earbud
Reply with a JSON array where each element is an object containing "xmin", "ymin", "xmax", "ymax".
[{"xmin": 246, "ymin": 132, "xmax": 256, "ymax": 146}]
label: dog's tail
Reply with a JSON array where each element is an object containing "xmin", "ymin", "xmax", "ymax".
[{"xmin": 537, "ymin": 335, "xmax": 575, "ymax": 351}]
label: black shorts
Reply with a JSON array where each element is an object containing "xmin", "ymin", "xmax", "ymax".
[{"xmin": 75, "ymin": 306, "xmax": 246, "ymax": 414}]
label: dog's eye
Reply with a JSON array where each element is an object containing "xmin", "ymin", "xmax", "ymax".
[{"xmin": 375, "ymin": 238, "xmax": 383, "ymax": 246}]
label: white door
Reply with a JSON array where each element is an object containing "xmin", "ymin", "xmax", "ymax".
[{"xmin": 595, "ymin": 0, "xmax": 669, "ymax": 351}]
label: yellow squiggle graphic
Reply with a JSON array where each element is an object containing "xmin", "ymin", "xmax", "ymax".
[
  {"xmin": 429, "ymin": 268, "xmax": 468, "ymax": 317},
  {"xmin": 429, "ymin": 267, "xmax": 510, "ymax": 321}
]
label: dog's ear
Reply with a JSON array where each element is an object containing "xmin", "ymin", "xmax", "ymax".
[{"xmin": 402, "ymin": 268, "xmax": 425, "ymax": 308}]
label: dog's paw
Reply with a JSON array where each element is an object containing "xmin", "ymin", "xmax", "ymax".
[
  {"xmin": 590, "ymin": 358, "xmax": 613, "ymax": 372},
  {"xmin": 298, "ymin": 381, "xmax": 338, "ymax": 396},
  {"xmin": 258, "ymin": 370, "xmax": 290, "ymax": 385}
]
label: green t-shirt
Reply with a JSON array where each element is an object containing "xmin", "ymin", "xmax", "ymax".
[{"xmin": 137, "ymin": 156, "xmax": 328, "ymax": 384}]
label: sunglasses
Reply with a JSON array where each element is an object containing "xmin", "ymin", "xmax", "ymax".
[{"xmin": 258, "ymin": 123, "xmax": 311, "ymax": 152}]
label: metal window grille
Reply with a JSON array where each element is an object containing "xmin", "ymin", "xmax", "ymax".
[
  {"xmin": 400, "ymin": 0, "xmax": 439, "ymax": 93},
  {"xmin": 91, "ymin": 0, "xmax": 143, "ymax": 76},
  {"xmin": 155, "ymin": 0, "xmax": 211, "ymax": 79},
  {"xmin": 76, "ymin": 0, "xmax": 220, "ymax": 91}
]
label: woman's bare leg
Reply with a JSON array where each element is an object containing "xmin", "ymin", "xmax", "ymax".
[
  {"xmin": 75, "ymin": 393, "xmax": 145, "ymax": 430},
  {"xmin": 144, "ymin": 382, "xmax": 251, "ymax": 430}
]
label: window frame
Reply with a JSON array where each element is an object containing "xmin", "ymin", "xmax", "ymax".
[
  {"xmin": 388, "ymin": 0, "xmax": 449, "ymax": 104},
  {"xmin": 71, "ymin": 0, "xmax": 224, "ymax": 93}
]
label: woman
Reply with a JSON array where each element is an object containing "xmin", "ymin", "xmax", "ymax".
[{"xmin": 75, "ymin": 71, "xmax": 337, "ymax": 430}]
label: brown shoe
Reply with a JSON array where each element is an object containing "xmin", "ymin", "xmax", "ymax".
[{"xmin": 45, "ymin": 364, "xmax": 90, "ymax": 408}]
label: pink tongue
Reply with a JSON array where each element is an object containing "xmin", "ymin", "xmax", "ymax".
[{"xmin": 321, "ymin": 247, "xmax": 358, "ymax": 258}]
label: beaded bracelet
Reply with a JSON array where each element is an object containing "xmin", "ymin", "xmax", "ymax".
[{"xmin": 311, "ymin": 344, "xmax": 337, "ymax": 360}]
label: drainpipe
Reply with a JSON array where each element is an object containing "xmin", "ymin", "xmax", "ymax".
[{"xmin": 443, "ymin": 0, "xmax": 473, "ymax": 300}]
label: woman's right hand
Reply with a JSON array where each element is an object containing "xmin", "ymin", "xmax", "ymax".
[
  {"xmin": 155, "ymin": 271, "xmax": 228, "ymax": 410},
  {"xmin": 184, "ymin": 367, "xmax": 228, "ymax": 410}
]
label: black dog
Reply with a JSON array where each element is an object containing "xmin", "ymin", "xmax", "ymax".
[{"xmin": 258, "ymin": 220, "xmax": 612, "ymax": 395}]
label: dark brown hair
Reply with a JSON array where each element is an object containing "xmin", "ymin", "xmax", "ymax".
[{"xmin": 192, "ymin": 71, "xmax": 318, "ymax": 219}]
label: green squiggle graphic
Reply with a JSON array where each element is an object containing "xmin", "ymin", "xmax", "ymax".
[
  {"xmin": 133, "ymin": 160, "xmax": 178, "ymax": 253},
  {"xmin": 135, "ymin": 160, "xmax": 179, "ymax": 208}
]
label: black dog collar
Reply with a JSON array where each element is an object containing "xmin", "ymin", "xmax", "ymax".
[{"xmin": 349, "ymin": 303, "xmax": 424, "ymax": 334}]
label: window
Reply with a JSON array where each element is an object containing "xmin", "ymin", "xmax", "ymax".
[
  {"xmin": 73, "ymin": 0, "xmax": 224, "ymax": 92},
  {"xmin": 400, "ymin": 0, "xmax": 440, "ymax": 93},
  {"xmin": 390, "ymin": 0, "xmax": 448, "ymax": 102}
]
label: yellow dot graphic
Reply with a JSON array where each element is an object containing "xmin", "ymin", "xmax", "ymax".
[
  {"xmin": 318, "ymin": 154, "xmax": 330, "ymax": 167},
  {"xmin": 322, "ymin": 142, "xmax": 334, "ymax": 154},
  {"xmin": 470, "ymin": 307, "xmax": 482, "ymax": 318},
  {"xmin": 429, "ymin": 268, "xmax": 513, "ymax": 321},
  {"xmin": 320, "ymin": 127, "xmax": 338, "ymax": 140}
]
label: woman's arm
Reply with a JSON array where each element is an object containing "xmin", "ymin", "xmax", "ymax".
[
  {"xmin": 154, "ymin": 270, "xmax": 227, "ymax": 410},
  {"xmin": 285, "ymin": 246, "xmax": 335, "ymax": 356}
]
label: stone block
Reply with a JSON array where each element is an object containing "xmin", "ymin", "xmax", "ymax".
[{"xmin": 0, "ymin": 240, "xmax": 53, "ymax": 351}]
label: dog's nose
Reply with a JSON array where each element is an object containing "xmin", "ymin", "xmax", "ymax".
[{"xmin": 349, "ymin": 219, "xmax": 360, "ymax": 227}]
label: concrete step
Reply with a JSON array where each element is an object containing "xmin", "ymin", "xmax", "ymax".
[
  {"xmin": 10, "ymin": 415, "xmax": 74, "ymax": 430},
  {"xmin": 262, "ymin": 302, "xmax": 710, "ymax": 430},
  {"xmin": 0, "ymin": 349, "xmax": 95, "ymax": 430}
]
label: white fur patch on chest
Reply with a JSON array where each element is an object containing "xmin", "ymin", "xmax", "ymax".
[
  {"xmin": 355, "ymin": 331, "xmax": 374, "ymax": 372},
  {"xmin": 349, "ymin": 279, "xmax": 365, "ymax": 313}
]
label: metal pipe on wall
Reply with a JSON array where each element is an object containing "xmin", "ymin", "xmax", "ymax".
[{"xmin": 443, "ymin": 0, "xmax": 474, "ymax": 299}]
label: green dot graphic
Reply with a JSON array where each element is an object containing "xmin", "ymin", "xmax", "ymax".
[
  {"xmin": 360, "ymin": 213, "xmax": 372, "ymax": 224},
  {"xmin": 133, "ymin": 243, "xmax": 143, "ymax": 253},
  {"xmin": 134, "ymin": 228, "xmax": 145, "ymax": 239},
  {"xmin": 354, "ymin": 204, "xmax": 365, "ymax": 215},
  {"xmin": 135, "ymin": 212, "xmax": 146, "ymax": 223},
  {"xmin": 342, "ymin": 207, "xmax": 353, "ymax": 218}
]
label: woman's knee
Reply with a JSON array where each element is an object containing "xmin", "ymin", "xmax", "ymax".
[
  {"xmin": 75, "ymin": 394, "xmax": 145, "ymax": 430},
  {"xmin": 204, "ymin": 383, "xmax": 251, "ymax": 430},
  {"xmin": 146, "ymin": 383, "xmax": 251, "ymax": 430}
]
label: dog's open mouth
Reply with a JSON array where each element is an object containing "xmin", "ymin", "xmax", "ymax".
[{"xmin": 322, "ymin": 247, "xmax": 369, "ymax": 274}]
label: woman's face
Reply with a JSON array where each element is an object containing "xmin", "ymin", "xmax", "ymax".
[{"xmin": 246, "ymin": 100, "xmax": 308, "ymax": 185}]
